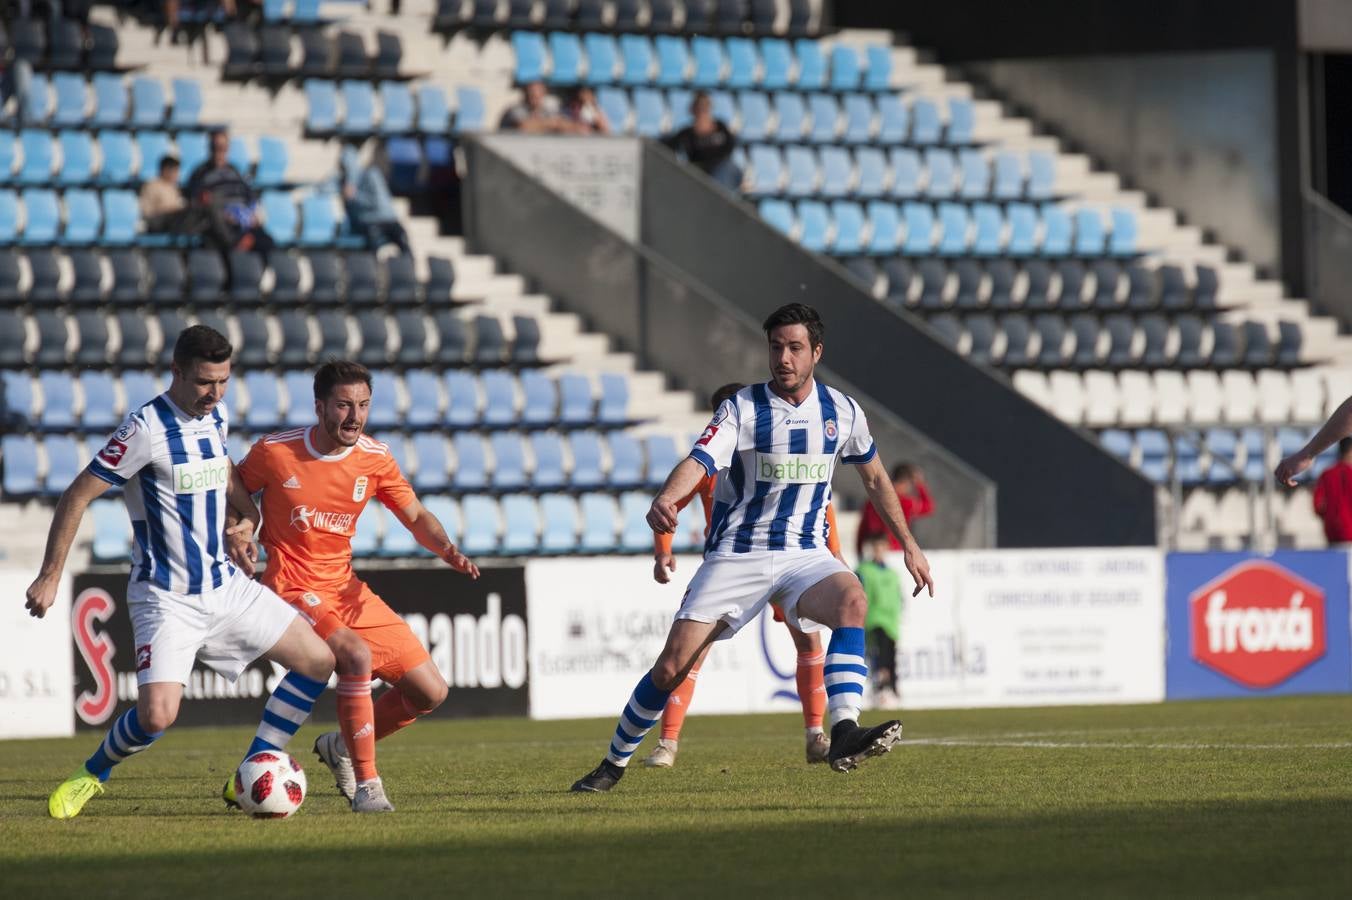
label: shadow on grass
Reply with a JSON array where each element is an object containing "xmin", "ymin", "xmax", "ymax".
[{"xmin": 5, "ymin": 797, "xmax": 1350, "ymax": 898}]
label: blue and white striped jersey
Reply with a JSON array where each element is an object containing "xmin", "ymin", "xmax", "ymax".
[
  {"xmin": 87, "ymin": 394, "xmax": 236, "ymax": 594},
  {"xmin": 689, "ymin": 380, "xmax": 876, "ymax": 555}
]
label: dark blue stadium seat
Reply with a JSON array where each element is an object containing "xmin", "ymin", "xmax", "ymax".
[
  {"xmin": 453, "ymin": 433, "xmax": 489, "ymax": 490},
  {"xmin": 539, "ymin": 493, "xmax": 579, "ymax": 553},
  {"xmin": 74, "ymin": 310, "xmax": 109, "ymax": 367},
  {"xmin": 0, "ymin": 309, "xmax": 23, "ymax": 365}
]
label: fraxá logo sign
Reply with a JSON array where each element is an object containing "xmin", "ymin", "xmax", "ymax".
[{"xmin": 1188, "ymin": 560, "xmax": 1326, "ymax": 689}]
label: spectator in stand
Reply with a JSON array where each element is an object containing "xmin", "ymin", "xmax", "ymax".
[
  {"xmin": 499, "ymin": 81, "xmax": 578, "ymax": 134},
  {"xmin": 857, "ymin": 535, "xmax": 903, "ymax": 708},
  {"xmin": 185, "ymin": 127, "xmax": 271, "ymax": 255},
  {"xmin": 1313, "ymin": 437, "xmax": 1352, "ymax": 546},
  {"xmin": 856, "ymin": 463, "xmax": 933, "ymax": 555},
  {"xmin": 562, "ymin": 87, "xmax": 611, "ymax": 135},
  {"xmin": 338, "ymin": 144, "xmax": 411, "ymax": 256},
  {"xmin": 662, "ymin": 91, "xmax": 741, "ymax": 190},
  {"xmin": 140, "ymin": 156, "xmax": 191, "ymax": 233}
]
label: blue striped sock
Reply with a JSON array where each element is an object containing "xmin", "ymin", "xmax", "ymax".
[
  {"xmin": 85, "ymin": 707, "xmax": 163, "ymax": 783},
  {"xmin": 604, "ymin": 671, "xmax": 671, "ymax": 768},
  {"xmin": 824, "ymin": 627, "xmax": 869, "ymax": 729},
  {"xmin": 246, "ymin": 671, "xmax": 327, "ymax": 758}
]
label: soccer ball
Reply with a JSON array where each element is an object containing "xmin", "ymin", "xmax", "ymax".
[{"xmin": 234, "ymin": 751, "xmax": 307, "ymax": 819}]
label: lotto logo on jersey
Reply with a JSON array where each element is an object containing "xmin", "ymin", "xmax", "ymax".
[
  {"xmin": 1189, "ymin": 560, "xmax": 1326, "ymax": 689},
  {"xmin": 289, "ymin": 505, "xmax": 356, "ymax": 535},
  {"xmin": 172, "ymin": 457, "xmax": 230, "ymax": 494},
  {"xmin": 136, "ymin": 644, "xmax": 152, "ymax": 672},
  {"xmin": 756, "ymin": 453, "xmax": 832, "ymax": 484},
  {"xmin": 98, "ymin": 438, "xmax": 128, "ymax": 465},
  {"xmin": 696, "ymin": 425, "xmax": 719, "ymax": 447}
]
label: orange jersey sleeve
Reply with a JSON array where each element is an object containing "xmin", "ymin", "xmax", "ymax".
[
  {"xmin": 825, "ymin": 502, "xmax": 841, "ymax": 555},
  {"xmin": 235, "ymin": 438, "xmax": 269, "ymax": 494},
  {"xmin": 654, "ymin": 473, "xmax": 715, "ymax": 555}
]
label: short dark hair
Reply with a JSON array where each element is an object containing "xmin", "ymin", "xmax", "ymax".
[
  {"xmin": 762, "ymin": 303, "xmax": 824, "ymax": 348},
  {"xmin": 691, "ymin": 90, "xmax": 712, "ymax": 112},
  {"xmin": 710, "ymin": 382, "xmax": 744, "ymax": 409},
  {"xmin": 173, "ymin": 325, "xmax": 232, "ymax": 369},
  {"xmin": 209, "ymin": 126, "xmax": 228, "ymax": 140},
  {"xmin": 313, "ymin": 359, "xmax": 373, "ymax": 401},
  {"xmin": 159, "ymin": 155, "xmax": 180, "ymax": 175},
  {"xmin": 891, "ymin": 463, "xmax": 917, "ymax": 482},
  {"xmin": 1340, "ymin": 437, "xmax": 1352, "ymax": 457}
]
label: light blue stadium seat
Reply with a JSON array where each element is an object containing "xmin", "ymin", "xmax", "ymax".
[
  {"xmin": 773, "ymin": 91, "xmax": 807, "ymax": 142},
  {"xmin": 901, "ymin": 201, "xmax": 936, "ymax": 255},
  {"xmin": 24, "ymin": 74, "xmax": 51, "ymax": 124},
  {"xmin": 1099, "ymin": 429, "xmax": 1134, "ymax": 463},
  {"xmin": 958, "ymin": 149, "xmax": 990, "ymax": 199},
  {"xmin": 305, "ymin": 81, "xmax": 340, "ymax": 135},
  {"xmin": 619, "ymin": 34, "xmax": 655, "ymax": 86},
  {"xmin": 92, "ymin": 73, "xmax": 127, "ymax": 128},
  {"xmin": 491, "ymin": 432, "xmax": 528, "ymax": 489},
  {"xmin": 831, "ymin": 201, "xmax": 865, "ymax": 254},
  {"xmin": 52, "ymin": 73, "xmax": 87, "ymax": 128},
  {"xmin": 18, "ymin": 130, "xmax": 53, "ymax": 186},
  {"xmin": 412, "ymin": 85, "xmax": 449, "ymax": 136},
  {"xmin": 633, "ymin": 89, "xmax": 666, "ymax": 138},
  {"xmin": 889, "ymin": 147, "xmax": 921, "ymax": 198},
  {"xmin": 579, "ymin": 492, "xmax": 619, "ymax": 552},
  {"xmin": 877, "ymin": 94, "xmax": 909, "ymax": 144},
  {"xmin": 992, "ymin": 150, "xmax": 1023, "ymax": 200},
  {"xmin": 57, "ymin": 131, "xmax": 94, "ymax": 186},
  {"xmin": 282, "ymin": 372, "xmax": 314, "ymax": 428},
  {"xmin": 79, "ymin": 372, "xmax": 120, "ymax": 432},
  {"xmin": 500, "ymin": 494, "xmax": 540, "ymax": 554},
  {"xmin": 379, "ymin": 82, "xmax": 415, "ymax": 135},
  {"xmin": 293, "ymin": 0, "xmax": 320, "ymax": 23},
  {"xmin": 299, "ymin": 192, "xmax": 338, "ymax": 246},
  {"xmin": 580, "ymin": 33, "xmax": 618, "ymax": 86},
  {"xmin": 972, "ymin": 202, "xmax": 1004, "ymax": 255},
  {"xmin": 658, "ymin": 89, "xmax": 688, "ymax": 133},
  {"xmin": 797, "ymin": 200, "xmax": 830, "ymax": 251},
  {"xmin": 379, "ymin": 509, "xmax": 420, "ymax": 557},
  {"xmin": 1028, "ymin": 150, "xmax": 1056, "ymax": 200},
  {"xmin": 608, "ymin": 432, "xmax": 643, "ymax": 487},
  {"xmin": 539, "ymin": 493, "xmax": 579, "ymax": 552},
  {"xmin": 784, "ymin": 145, "xmax": 817, "ymax": 197},
  {"xmin": 558, "ymin": 373, "xmax": 593, "ymax": 426},
  {"xmin": 530, "ymin": 431, "xmax": 567, "ymax": 488},
  {"xmin": 91, "ymin": 499, "xmax": 131, "ymax": 562},
  {"xmin": 121, "ymin": 372, "xmax": 159, "ymax": 412},
  {"xmin": 340, "ymin": 80, "xmax": 376, "ymax": 136},
  {"xmin": 830, "ymin": 45, "xmax": 862, "ymax": 91},
  {"xmin": 130, "ymin": 78, "xmax": 166, "ymax": 129},
  {"xmin": 842, "ymin": 93, "xmax": 874, "ymax": 144},
  {"xmin": 759, "ymin": 198, "xmax": 795, "ymax": 237},
  {"xmin": 444, "ymin": 370, "xmax": 480, "ymax": 428},
  {"xmin": 453, "ymin": 433, "xmax": 489, "ymax": 489},
  {"xmin": 864, "ymin": 45, "xmax": 892, "ymax": 91},
  {"xmin": 102, "ymin": 190, "xmax": 138, "ymax": 245},
  {"xmin": 598, "ymin": 373, "xmax": 629, "ymax": 424},
  {"xmin": 709, "ymin": 90, "xmax": 736, "ymax": 128},
  {"xmin": 923, "ymin": 147, "xmax": 956, "ymax": 199},
  {"xmin": 597, "ymin": 87, "xmax": 631, "ymax": 132},
  {"xmin": 352, "ymin": 501, "xmax": 382, "ymax": 557},
  {"xmin": 1041, "ymin": 204, "xmax": 1073, "ymax": 256},
  {"xmin": 760, "ymin": 37, "xmax": 793, "ymax": 90},
  {"xmin": 866, "ymin": 201, "xmax": 901, "ymax": 255},
  {"xmin": 807, "ymin": 93, "xmax": 840, "ymax": 143},
  {"xmin": 747, "ymin": 144, "xmax": 783, "ymax": 195},
  {"xmin": 169, "ymin": 78, "xmax": 203, "ymax": 129},
  {"xmin": 2, "ymin": 434, "xmax": 40, "ymax": 496},
  {"xmin": 371, "ymin": 431, "xmax": 412, "ymax": 477},
  {"xmin": 736, "ymin": 91, "xmax": 771, "ymax": 142},
  {"xmin": 936, "ymin": 202, "xmax": 970, "ymax": 255},
  {"xmin": 644, "ymin": 434, "xmax": 679, "ymax": 487},
  {"xmin": 21, "ymin": 189, "xmax": 59, "ymax": 244},
  {"xmin": 655, "ymin": 35, "xmax": 691, "ymax": 87},
  {"xmin": 404, "ymin": 370, "xmax": 444, "ymax": 429},
  {"xmin": 1, "ymin": 371, "xmax": 38, "ymax": 430},
  {"xmin": 1109, "ymin": 207, "xmax": 1138, "ymax": 256},
  {"xmin": 226, "ymin": 431, "xmax": 248, "ymax": 463},
  {"xmin": 176, "ymin": 131, "xmax": 208, "ymax": 184},
  {"xmin": 570, "ymin": 431, "xmax": 606, "ymax": 487},
  {"xmin": 512, "ymin": 32, "xmax": 547, "ymax": 83},
  {"xmin": 39, "ymin": 371, "xmax": 78, "ymax": 431},
  {"xmin": 854, "ymin": 147, "xmax": 887, "ymax": 198},
  {"xmin": 254, "ymin": 136, "xmax": 288, "ymax": 187},
  {"xmin": 673, "ymin": 498, "xmax": 702, "ymax": 552},
  {"xmin": 1173, "ymin": 435, "xmax": 1204, "ymax": 485},
  {"xmin": 1007, "ymin": 203, "xmax": 1038, "ymax": 255},
  {"xmin": 910, "ymin": 97, "xmax": 942, "ymax": 145},
  {"xmin": 136, "ymin": 131, "xmax": 170, "ymax": 183},
  {"xmin": 519, "ymin": 370, "xmax": 557, "ymax": 427},
  {"xmin": 422, "ymin": 496, "xmax": 461, "ymax": 548},
  {"xmin": 0, "ymin": 132, "xmax": 14, "ymax": 182},
  {"xmin": 726, "ymin": 37, "xmax": 758, "ymax": 90},
  {"xmin": 548, "ymin": 32, "xmax": 583, "ymax": 86},
  {"xmin": 262, "ymin": 0, "xmax": 286, "ymax": 21},
  {"xmin": 1205, "ymin": 429, "xmax": 1239, "ymax": 484},
  {"xmin": 97, "ymin": 131, "xmax": 135, "ymax": 187},
  {"xmin": 0, "ymin": 190, "xmax": 16, "ymax": 242},
  {"xmin": 794, "ymin": 38, "xmax": 825, "ymax": 91},
  {"xmin": 480, "ymin": 370, "xmax": 518, "ymax": 427},
  {"xmin": 947, "ymin": 97, "xmax": 975, "ymax": 144},
  {"xmin": 618, "ymin": 491, "xmax": 652, "ymax": 551},
  {"xmin": 455, "ymin": 86, "xmax": 486, "ymax": 132},
  {"xmin": 691, "ymin": 36, "xmax": 726, "ymax": 88},
  {"xmin": 1073, "ymin": 207, "xmax": 1106, "ymax": 256},
  {"xmin": 411, "ymin": 433, "xmax": 451, "ymax": 492},
  {"xmin": 460, "ymin": 494, "xmax": 500, "ymax": 556},
  {"xmin": 1136, "ymin": 429, "xmax": 1169, "ymax": 483},
  {"xmin": 43, "ymin": 434, "xmax": 82, "ymax": 495},
  {"xmin": 261, "ymin": 190, "xmax": 298, "ymax": 246},
  {"xmin": 365, "ymin": 371, "xmax": 402, "ymax": 430}
]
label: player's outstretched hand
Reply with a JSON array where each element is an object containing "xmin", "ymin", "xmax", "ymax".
[
  {"xmin": 903, "ymin": 544, "xmax": 935, "ymax": 598},
  {"xmin": 653, "ymin": 553, "xmax": 677, "ymax": 584},
  {"xmin": 647, "ymin": 497, "xmax": 679, "ymax": 534},
  {"xmin": 24, "ymin": 574, "xmax": 58, "ymax": 619},
  {"xmin": 224, "ymin": 520, "xmax": 258, "ymax": 577},
  {"xmin": 1274, "ymin": 451, "xmax": 1313, "ymax": 488},
  {"xmin": 443, "ymin": 547, "xmax": 481, "ymax": 580}
]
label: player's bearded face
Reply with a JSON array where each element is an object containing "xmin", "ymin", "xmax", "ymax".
[
  {"xmin": 767, "ymin": 324, "xmax": 822, "ymax": 394},
  {"xmin": 318, "ymin": 383, "xmax": 372, "ymax": 447}
]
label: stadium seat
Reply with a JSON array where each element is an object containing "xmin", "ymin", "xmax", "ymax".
[
  {"xmin": 866, "ymin": 201, "xmax": 900, "ymax": 255},
  {"xmin": 539, "ymin": 494, "xmax": 580, "ymax": 553},
  {"xmin": 500, "ymin": 494, "xmax": 540, "ymax": 554},
  {"xmin": 856, "ymin": 147, "xmax": 888, "ymax": 198},
  {"xmin": 28, "ymin": 249, "xmax": 61, "ymax": 301},
  {"xmin": 0, "ymin": 310, "xmax": 24, "ymax": 366},
  {"xmin": 831, "ymin": 201, "xmax": 865, "ymax": 254},
  {"xmin": 1041, "ymin": 205, "xmax": 1073, "ymax": 256},
  {"xmin": 807, "ymin": 94, "xmax": 840, "ymax": 143},
  {"xmin": 281, "ymin": 371, "xmax": 314, "ymax": 428},
  {"xmin": 51, "ymin": 73, "xmax": 87, "ymax": 128},
  {"xmin": 634, "ymin": 89, "xmax": 666, "ymax": 138},
  {"xmin": 619, "ymin": 35, "xmax": 656, "ymax": 87},
  {"xmin": 829, "ymin": 45, "xmax": 863, "ymax": 92},
  {"xmin": 1028, "ymin": 151, "xmax": 1056, "ymax": 200},
  {"xmin": 910, "ymin": 98, "xmax": 942, "ymax": 145},
  {"xmin": 62, "ymin": 190, "xmax": 102, "ymax": 245},
  {"xmin": 261, "ymin": 191, "xmax": 299, "ymax": 246},
  {"xmin": 460, "ymin": 495, "xmax": 500, "ymax": 556},
  {"xmin": 794, "ymin": 38, "xmax": 825, "ymax": 90},
  {"xmin": 691, "ymin": 36, "xmax": 726, "ymax": 88},
  {"xmin": 579, "ymin": 492, "xmax": 619, "ymax": 552},
  {"xmin": 299, "ymin": 192, "xmax": 338, "ymax": 246},
  {"xmin": 340, "ymin": 81, "xmax": 376, "ymax": 137},
  {"xmin": 818, "ymin": 146, "xmax": 852, "ymax": 198},
  {"xmin": 901, "ymin": 202, "xmax": 936, "ymax": 255},
  {"xmin": 925, "ymin": 149, "xmax": 957, "ymax": 199},
  {"xmin": 558, "ymin": 373, "xmax": 594, "ymax": 425},
  {"xmin": 608, "ymin": 432, "xmax": 644, "ymax": 487},
  {"xmin": 512, "ymin": 32, "xmax": 547, "ymax": 84},
  {"xmin": 91, "ymin": 499, "xmax": 131, "ymax": 562},
  {"xmin": 1074, "ymin": 208, "xmax": 1107, "ymax": 256},
  {"xmin": 773, "ymin": 91, "xmax": 807, "ymax": 141},
  {"xmin": 947, "ymin": 98, "xmax": 975, "ymax": 144},
  {"xmin": 131, "ymin": 78, "xmax": 166, "ymax": 129},
  {"xmin": 480, "ymin": 370, "xmax": 518, "ymax": 427},
  {"xmin": 18, "ymin": 130, "xmax": 53, "ymax": 186},
  {"xmin": 759, "ymin": 198, "xmax": 795, "ymax": 237},
  {"xmin": 74, "ymin": 311, "xmax": 109, "ymax": 367},
  {"xmin": 655, "ymin": 35, "xmax": 691, "ymax": 87},
  {"xmin": 101, "ymin": 191, "xmax": 138, "ymax": 245},
  {"xmin": 889, "ymin": 148, "xmax": 921, "ymax": 198},
  {"xmin": 783, "ymin": 145, "xmax": 817, "ymax": 197},
  {"xmin": 548, "ymin": 33, "xmax": 583, "ymax": 86},
  {"xmin": 455, "ymin": 87, "xmax": 486, "ymax": 132},
  {"xmin": 598, "ymin": 373, "xmax": 630, "ymax": 425},
  {"xmin": 842, "ymin": 94, "xmax": 874, "ymax": 144},
  {"xmin": 798, "ymin": 200, "xmax": 830, "ymax": 251},
  {"xmin": 618, "ymin": 492, "xmax": 653, "ymax": 551},
  {"xmin": 452, "ymin": 433, "xmax": 489, "ymax": 489},
  {"xmin": 412, "ymin": 433, "xmax": 451, "ymax": 493},
  {"xmin": 92, "ymin": 73, "xmax": 128, "ymax": 128},
  {"xmin": 2, "ymin": 434, "xmax": 41, "ymax": 497},
  {"xmin": 422, "ymin": 496, "xmax": 461, "ymax": 549},
  {"xmin": 570, "ymin": 431, "xmax": 606, "ymax": 487},
  {"xmin": 380, "ymin": 83, "xmax": 415, "ymax": 135},
  {"xmin": 305, "ymin": 81, "xmax": 339, "ymax": 136},
  {"xmin": 530, "ymin": 432, "xmax": 567, "ymax": 488},
  {"xmin": 444, "ymin": 370, "xmax": 480, "ymax": 427},
  {"xmin": 169, "ymin": 79, "xmax": 203, "ymax": 129},
  {"xmin": 39, "ymin": 371, "xmax": 78, "ymax": 431},
  {"xmin": 520, "ymin": 370, "xmax": 558, "ymax": 427},
  {"xmin": 352, "ymin": 502, "xmax": 382, "ymax": 557},
  {"xmin": 42, "ymin": 434, "xmax": 82, "ymax": 496}
]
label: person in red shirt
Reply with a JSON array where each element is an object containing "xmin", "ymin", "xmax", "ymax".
[
  {"xmin": 1313, "ymin": 438, "xmax": 1352, "ymax": 545},
  {"xmin": 857, "ymin": 463, "xmax": 933, "ymax": 555}
]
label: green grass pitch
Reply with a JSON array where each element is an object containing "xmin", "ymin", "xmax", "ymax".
[{"xmin": 2, "ymin": 696, "xmax": 1350, "ymax": 898}]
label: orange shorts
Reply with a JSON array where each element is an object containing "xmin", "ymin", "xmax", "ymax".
[{"xmin": 276, "ymin": 579, "xmax": 430, "ymax": 684}]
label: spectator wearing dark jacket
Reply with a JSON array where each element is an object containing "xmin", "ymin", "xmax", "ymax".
[
  {"xmin": 662, "ymin": 91, "xmax": 741, "ymax": 190},
  {"xmin": 185, "ymin": 128, "xmax": 271, "ymax": 255}
]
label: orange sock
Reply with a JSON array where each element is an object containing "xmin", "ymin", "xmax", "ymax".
[
  {"xmin": 373, "ymin": 686, "xmax": 428, "ymax": 740},
  {"xmin": 660, "ymin": 662, "xmax": 701, "ymax": 741},
  {"xmin": 337, "ymin": 674, "xmax": 378, "ymax": 783},
  {"xmin": 797, "ymin": 651, "xmax": 826, "ymax": 729}
]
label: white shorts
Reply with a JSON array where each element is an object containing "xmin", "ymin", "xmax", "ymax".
[
  {"xmin": 674, "ymin": 549, "xmax": 852, "ymax": 637},
  {"xmin": 127, "ymin": 570, "xmax": 298, "ymax": 686}
]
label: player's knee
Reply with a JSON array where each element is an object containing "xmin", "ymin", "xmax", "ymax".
[
  {"xmin": 329, "ymin": 632, "xmax": 371, "ymax": 675},
  {"xmin": 839, "ymin": 587, "xmax": 868, "ymax": 625},
  {"xmin": 138, "ymin": 697, "xmax": 178, "ymax": 733},
  {"xmin": 422, "ymin": 678, "xmax": 448, "ymax": 711},
  {"xmin": 650, "ymin": 659, "xmax": 684, "ymax": 693},
  {"xmin": 300, "ymin": 640, "xmax": 336, "ymax": 681}
]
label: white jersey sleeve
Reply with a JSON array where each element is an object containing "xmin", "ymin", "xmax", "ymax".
[
  {"xmin": 840, "ymin": 398, "xmax": 877, "ymax": 465},
  {"xmin": 689, "ymin": 398, "xmax": 741, "ymax": 475},
  {"xmin": 87, "ymin": 414, "xmax": 153, "ymax": 485}
]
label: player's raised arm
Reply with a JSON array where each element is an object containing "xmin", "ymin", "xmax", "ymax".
[
  {"xmin": 1276, "ymin": 394, "xmax": 1352, "ymax": 486},
  {"xmin": 393, "ymin": 498, "xmax": 480, "ymax": 579},
  {"xmin": 25, "ymin": 469, "xmax": 112, "ymax": 618},
  {"xmin": 649, "ymin": 458, "xmax": 707, "ymax": 534},
  {"xmin": 856, "ymin": 455, "xmax": 934, "ymax": 597}
]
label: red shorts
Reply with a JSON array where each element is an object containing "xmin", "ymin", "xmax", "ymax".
[{"xmin": 275, "ymin": 579, "xmax": 430, "ymax": 684}]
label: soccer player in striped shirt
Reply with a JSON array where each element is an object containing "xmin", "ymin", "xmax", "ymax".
[
  {"xmin": 27, "ymin": 326, "xmax": 336, "ymax": 819},
  {"xmin": 644, "ymin": 382, "xmax": 839, "ymax": 768},
  {"xmin": 572, "ymin": 304, "xmax": 934, "ymax": 792}
]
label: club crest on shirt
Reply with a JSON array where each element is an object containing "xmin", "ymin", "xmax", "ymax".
[
  {"xmin": 300, "ymin": 592, "xmax": 322, "ymax": 608},
  {"xmin": 823, "ymin": 419, "xmax": 838, "ymax": 441},
  {"xmin": 352, "ymin": 476, "xmax": 369, "ymax": 502},
  {"xmin": 710, "ymin": 404, "xmax": 729, "ymax": 426}
]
